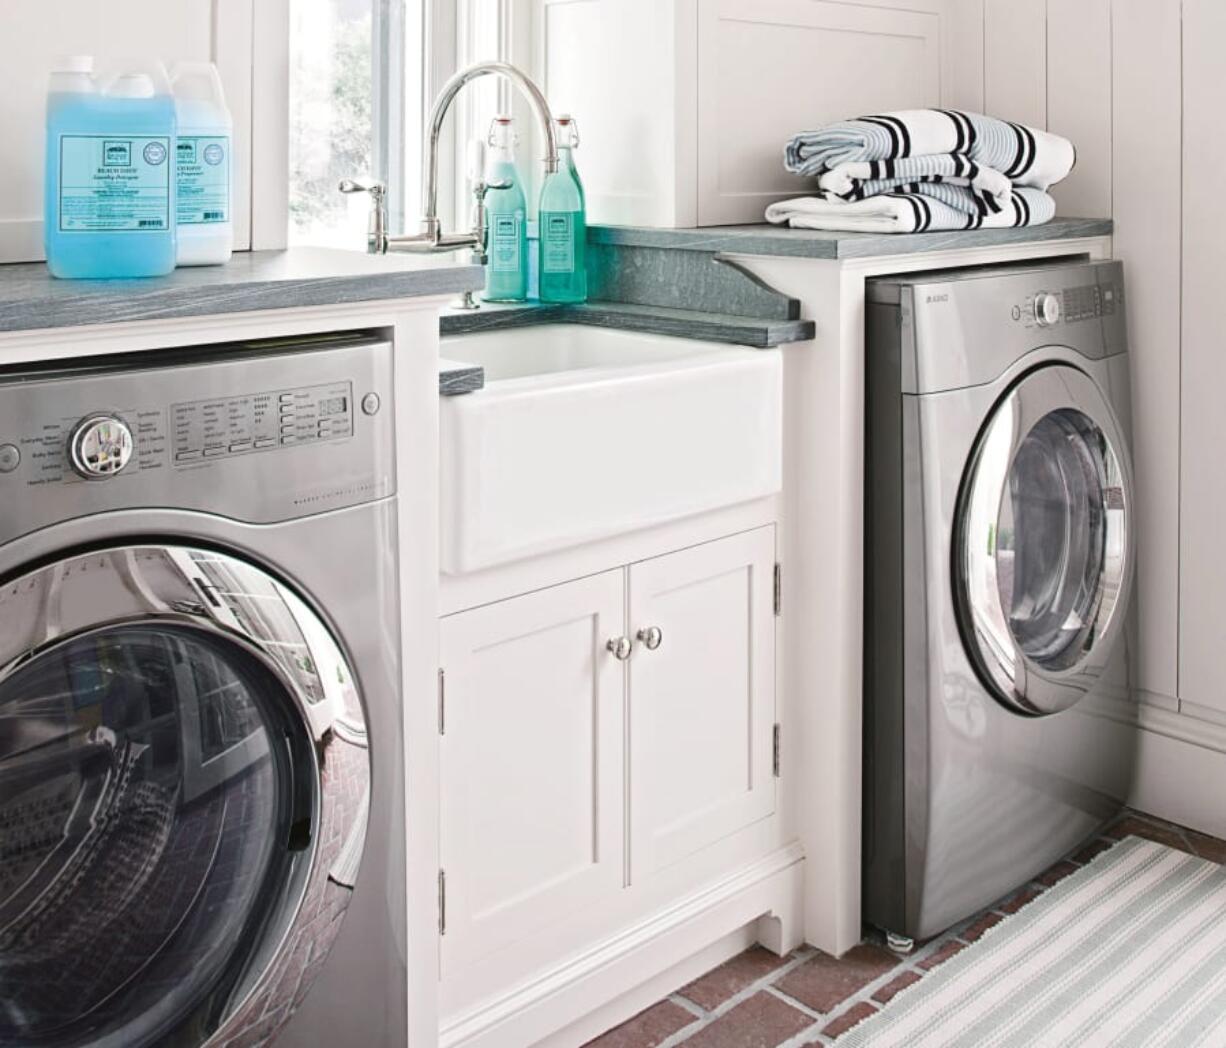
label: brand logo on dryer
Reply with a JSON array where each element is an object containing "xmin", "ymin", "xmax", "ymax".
[{"xmin": 925, "ymin": 293, "xmax": 949, "ymax": 304}]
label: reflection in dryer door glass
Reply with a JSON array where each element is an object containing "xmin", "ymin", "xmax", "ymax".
[{"xmin": 0, "ymin": 627, "xmax": 290, "ymax": 1048}]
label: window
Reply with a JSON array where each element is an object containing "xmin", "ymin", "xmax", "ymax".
[{"xmin": 287, "ymin": 0, "xmax": 425, "ymax": 248}]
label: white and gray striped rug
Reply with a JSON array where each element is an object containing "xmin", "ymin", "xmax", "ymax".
[{"xmin": 840, "ymin": 837, "xmax": 1226, "ymax": 1047}]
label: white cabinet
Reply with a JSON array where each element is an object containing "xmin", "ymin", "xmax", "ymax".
[
  {"xmin": 438, "ymin": 527, "xmax": 777, "ymax": 976},
  {"xmin": 629, "ymin": 528, "xmax": 777, "ymax": 878},
  {"xmin": 531, "ymin": 0, "xmax": 951, "ymax": 226},
  {"xmin": 438, "ymin": 569, "xmax": 626, "ymax": 974}
]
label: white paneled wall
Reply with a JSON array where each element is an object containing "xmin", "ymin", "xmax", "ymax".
[{"xmin": 1178, "ymin": 0, "xmax": 1226, "ymax": 719}]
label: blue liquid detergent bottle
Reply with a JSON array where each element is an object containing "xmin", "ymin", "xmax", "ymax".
[
  {"xmin": 45, "ymin": 57, "xmax": 177, "ymax": 279},
  {"xmin": 538, "ymin": 114, "xmax": 587, "ymax": 304},
  {"xmin": 482, "ymin": 115, "xmax": 528, "ymax": 302}
]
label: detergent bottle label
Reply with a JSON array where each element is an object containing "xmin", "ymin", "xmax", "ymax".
[
  {"xmin": 58, "ymin": 134, "xmax": 172, "ymax": 232},
  {"xmin": 176, "ymin": 135, "xmax": 230, "ymax": 224}
]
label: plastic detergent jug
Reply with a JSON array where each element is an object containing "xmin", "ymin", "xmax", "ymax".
[
  {"xmin": 171, "ymin": 61, "xmax": 233, "ymax": 265},
  {"xmin": 44, "ymin": 58, "xmax": 177, "ymax": 279}
]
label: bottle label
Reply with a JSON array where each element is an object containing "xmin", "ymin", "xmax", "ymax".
[
  {"xmin": 490, "ymin": 212, "xmax": 522, "ymax": 273},
  {"xmin": 176, "ymin": 135, "xmax": 230, "ymax": 224},
  {"xmin": 541, "ymin": 212, "xmax": 575, "ymax": 273},
  {"xmin": 58, "ymin": 134, "xmax": 172, "ymax": 232}
]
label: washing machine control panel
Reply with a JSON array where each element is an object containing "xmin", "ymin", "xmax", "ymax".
[
  {"xmin": 1011, "ymin": 281, "xmax": 1119, "ymax": 328},
  {"xmin": 171, "ymin": 380, "xmax": 354, "ymax": 465}
]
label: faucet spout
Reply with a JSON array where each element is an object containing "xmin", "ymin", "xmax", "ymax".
[
  {"xmin": 422, "ymin": 61, "xmax": 559, "ymax": 232},
  {"xmin": 340, "ymin": 61, "xmax": 558, "ymax": 257}
]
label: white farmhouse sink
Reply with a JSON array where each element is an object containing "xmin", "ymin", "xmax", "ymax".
[{"xmin": 440, "ymin": 324, "xmax": 782, "ymax": 574}]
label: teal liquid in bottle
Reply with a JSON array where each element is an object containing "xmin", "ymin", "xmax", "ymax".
[
  {"xmin": 482, "ymin": 115, "xmax": 528, "ymax": 302},
  {"xmin": 45, "ymin": 61, "xmax": 177, "ymax": 279},
  {"xmin": 538, "ymin": 117, "xmax": 586, "ymax": 304}
]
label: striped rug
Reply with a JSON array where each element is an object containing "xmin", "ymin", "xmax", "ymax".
[{"xmin": 840, "ymin": 837, "xmax": 1226, "ymax": 1047}]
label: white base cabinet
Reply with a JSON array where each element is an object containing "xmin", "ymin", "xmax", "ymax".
[
  {"xmin": 629, "ymin": 529, "xmax": 777, "ymax": 879},
  {"xmin": 438, "ymin": 570, "xmax": 626, "ymax": 974},
  {"xmin": 438, "ymin": 526, "xmax": 778, "ymax": 986}
]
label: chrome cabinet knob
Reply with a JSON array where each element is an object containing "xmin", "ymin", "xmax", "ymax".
[
  {"xmin": 69, "ymin": 414, "xmax": 134, "ymax": 479},
  {"xmin": 607, "ymin": 636, "xmax": 632, "ymax": 661},
  {"xmin": 637, "ymin": 626, "xmax": 663, "ymax": 651}
]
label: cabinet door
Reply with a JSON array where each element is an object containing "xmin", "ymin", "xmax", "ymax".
[
  {"xmin": 628, "ymin": 527, "xmax": 776, "ymax": 879},
  {"xmin": 439, "ymin": 571, "xmax": 626, "ymax": 973}
]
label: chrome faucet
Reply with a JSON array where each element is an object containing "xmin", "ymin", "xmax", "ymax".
[{"xmin": 339, "ymin": 61, "xmax": 559, "ymax": 258}]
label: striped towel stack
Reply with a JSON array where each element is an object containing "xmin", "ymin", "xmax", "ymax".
[{"xmin": 766, "ymin": 110, "xmax": 1076, "ymax": 234}]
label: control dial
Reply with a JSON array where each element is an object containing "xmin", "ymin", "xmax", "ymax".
[
  {"xmin": 70, "ymin": 414, "xmax": 134, "ymax": 479},
  {"xmin": 1035, "ymin": 292, "xmax": 1061, "ymax": 327}
]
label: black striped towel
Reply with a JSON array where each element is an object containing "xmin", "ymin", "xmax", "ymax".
[
  {"xmin": 784, "ymin": 110, "xmax": 1075, "ymax": 191},
  {"xmin": 764, "ymin": 182, "xmax": 1055, "ymax": 235}
]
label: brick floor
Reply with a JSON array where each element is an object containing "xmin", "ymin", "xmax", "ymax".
[{"xmin": 582, "ymin": 809, "xmax": 1226, "ymax": 1047}]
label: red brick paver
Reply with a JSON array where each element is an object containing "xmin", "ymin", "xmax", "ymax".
[
  {"xmin": 775, "ymin": 944, "xmax": 900, "ymax": 1013},
  {"xmin": 583, "ymin": 1000, "xmax": 697, "ymax": 1048},
  {"xmin": 678, "ymin": 946, "xmax": 799, "ymax": 1011},
  {"xmin": 821, "ymin": 1001, "xmax": 879, "ymax": 1038},
  {"xmin": 682, "ymin": 992, "xmax": 812, "ymax": 1048}
]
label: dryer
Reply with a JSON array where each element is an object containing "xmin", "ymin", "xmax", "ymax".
[
  {"xmin": 863, "ymin": 258, "xmax": 1138, "ymax": 942},
  {"xmin": 0, "ymin": 334, "xmax": 405, "ymax": 1046}
]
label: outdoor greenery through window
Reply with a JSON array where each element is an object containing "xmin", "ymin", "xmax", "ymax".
[{"xmin": 288, "ymin": 0, "xmax": 421, "ymax": 248}]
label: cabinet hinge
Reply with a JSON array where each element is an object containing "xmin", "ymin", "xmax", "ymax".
[
  {"xmin": 773, "ymin": 723, "xmax": 781, "ymax": 777},
  {"xmin": 437, "ymin": 668, "xmax": 445, "ymax": 736},
  {"xmin": 438, "ymin": 868, "xmax": 447, "ymax": 935},
  {"xmin": 773, "ymin": 563, "xmax": 782, "ymax": 617}
]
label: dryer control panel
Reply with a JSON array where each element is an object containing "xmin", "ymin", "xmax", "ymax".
[
  {"xmin": 172, "ymin": 381, "xmax": 354, "ymax": 463},
  {"xmin": 0, "ymin": 332, "xmax": 395, "ymax": 545},
  {"xmin": 1011, "ymin": 281, "xmax": 1119, "ymax": 328}
]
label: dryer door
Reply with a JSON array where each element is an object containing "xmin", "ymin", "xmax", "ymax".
[
  {"xmin": 955, "ymin": 364, "xmax": 1134, "ymax": 715},
  {"xmin": 0, "ymin": 546, "xmax": 370, "ymax": 1048}
]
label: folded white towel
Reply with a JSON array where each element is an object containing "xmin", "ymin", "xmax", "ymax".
[
  {"xmin": 765, "ymin": 184, "xmax": 1056, "ymax": 235},
  {"xmin": 786, "ymin": 110, "xmax": 1075, "ymax": 192}
]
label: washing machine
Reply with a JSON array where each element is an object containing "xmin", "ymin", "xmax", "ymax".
[
  {"xmin": 0, "ymin": 333, "xmax": 405, "ymax": 1046},
  {"xmin": 862, "ymin": 257, "xmax": 1138, "ymax": 942}
]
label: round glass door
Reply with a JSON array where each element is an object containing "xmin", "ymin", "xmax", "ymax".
[
  {"xmin": 955, "ymin": 365, "xmax": 1133, "ymax": 715},
  {"xmin": 0, "ymin": 547, "xmax": 370, "ymax": 1048}
]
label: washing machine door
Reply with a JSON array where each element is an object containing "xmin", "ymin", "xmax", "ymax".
[
  {"xmin": 955, "ymin": 363, "xmax": 1134, "ymax": 715},
  {"xmin": 0, "ymin": 545, "xmax": 371, "ymax": 1048}
]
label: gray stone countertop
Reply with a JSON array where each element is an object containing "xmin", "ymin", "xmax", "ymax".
[
  {"xmin": 440, "ymin": 300, "xmax": 815, "ymax": 349},
  {"xmin": 0, "ymin": 247, "xmax": 485, "ymax": 334},
  {"xmin": 588, "ymin": 217, "xmax": 1113, "ymax": 259}
]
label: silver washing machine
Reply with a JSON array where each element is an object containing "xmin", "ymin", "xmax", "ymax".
[
  {"xmin": 0, "ymin": 333, "xmax": 406, "ymax": 1046},
  {"xmin": 863, "ymin": 258, "xmax": 1138, "ymax": 942}
]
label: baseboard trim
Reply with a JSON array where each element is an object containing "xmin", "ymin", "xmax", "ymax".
[
  {"xmin": 1130, "ymin": 723, "xmax": 1226, "ymax": 840},
  {"xmin": 439, "ymin": 842, "xmax": 806, "ymax": 1048}
]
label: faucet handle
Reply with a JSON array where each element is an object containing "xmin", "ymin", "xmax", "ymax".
[
  {"xmin": 338, "ymin": 178, "xmax": 388, "ymax": 254},
  {"xmin": 338, "ymin": 177, "xmax": 386, "ymax": 202}
]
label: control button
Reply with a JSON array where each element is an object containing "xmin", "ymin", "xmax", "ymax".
[
  {"xmin": 203, "ymin": 445, "xmax": 226, "ymax": 458},
  {"xmin": 175, "ymin": 449, "xmax": 202, "ymax": 462},
  {"xmin": 229, "ymin": 441, "xmax": 253, "ymax": 453},
  {"xmin": 254, "ymin": 437, "xmax": 277, "ymax": 449},
  {"xmin": 281, "ymin": 435, "xmax": 298, "ymax": 445},
  {"xmin": 280, "ymin": 425, "xmax": 297, "ymax": 437},
  {"xmin": 279, "ymin": 393, "xmax": 295, "ymax": 404},
  {"xmin": 70, "ymin": 414, "xmax": 134, "ymax": 479},
  {"xmin": 0, "ymin": 444, "xmax": 20, "ymax": 473},
  {"xmin": 1035, "ymin": 292, "xmax": 1061, "ymax": 327},
  {"xmin": 361, "ymin": 392, "xmax": 381, "ymax": 416},
  {"xmin": 279, "ymin": 411, "xmax": 296, "ymax": 422},
  {"xmin": 1010, "ymin": 304, "xmax": 1022, "ymax": 321}
]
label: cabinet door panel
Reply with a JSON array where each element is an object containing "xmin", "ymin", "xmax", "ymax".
[
  {"xmin": 629, "ymin": 527, "xmax": 776, "ymax": 878},
  {"xmin": 439, "ymin": 570, "xmax": 625, "ymax": 973}
]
